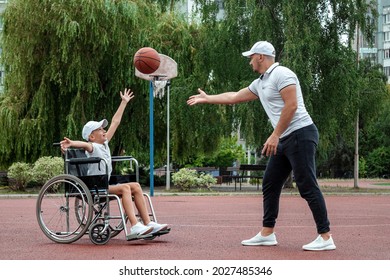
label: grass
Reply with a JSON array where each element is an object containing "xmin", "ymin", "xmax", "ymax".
[
  {"xmin": 319, "ymin": 185, "xmax": 390, "ymax": 194},
  {"xmin": 372, "ymin": 182, "xmax": 390, "ymax": 186},
  {"xmin": 0, "ymin": 185, "xmax": 41, "ymax": 195}
]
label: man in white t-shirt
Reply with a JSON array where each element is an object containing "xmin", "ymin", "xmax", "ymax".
[
  {"xmin": 61, "ymin": 88, "xmax": 169, "ymax": 241},
  {"xmin": 187, "ymin": 41, "xmax": 335, "ymax": 251}
]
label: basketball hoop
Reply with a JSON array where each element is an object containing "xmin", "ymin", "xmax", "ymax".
[
  {"xmin": 153, "ymin": 80, "xmax": 167, "ymax": 99},
  {"xmin": 135, "ymin": 54, "xmax": 177, "ymax": 82}
]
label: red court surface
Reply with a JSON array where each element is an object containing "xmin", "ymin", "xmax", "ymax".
[{"xmin": 0, "ymin": 193, "xmax": 389, "ymax": 260}]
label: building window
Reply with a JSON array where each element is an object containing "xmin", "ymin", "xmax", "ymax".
[
  {"xmin": 385, "ymin": 49, "xmax": 390, "ymax": 59},
  {"xmin": 383, "ymin": 66, "xmax": 390, "ymax": 77},
  {"xmin": 385, "ymin": 31, "xmax": 390, "ymax": 41},
  {"xmin": 385, "ymin": 13, "xmax": 390, "ymax": 24}
]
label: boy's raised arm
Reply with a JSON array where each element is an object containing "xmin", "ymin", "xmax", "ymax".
[{"xmin": 106, "ymin": 88, "xmax": 134, "ymax": 142}]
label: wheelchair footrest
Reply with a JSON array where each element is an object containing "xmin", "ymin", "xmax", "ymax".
[
  {"xmin": 126, "ymin": 228, "xmax": 171, "ymax": 241},
  {"xmin": 153, "ymin": 228, "xmax": 171, "ymax": 236},
  {"xmin": 142, "ymin": 228, "xmax": 171, "ymax": 240},
  {"xmin": 126, "ymin": 232, "xmax": 153, "ymax": 241}
]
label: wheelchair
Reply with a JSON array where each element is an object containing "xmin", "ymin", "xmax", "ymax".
[{"xmin": 36, "ymin": 146, "xmax": 169, "ymax": 245}]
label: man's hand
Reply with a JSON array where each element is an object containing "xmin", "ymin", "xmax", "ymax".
[
  {"xmin": 187, "ymin": 88, "xmax": 208, "ymax": 106},
  {"xmin": 262, "ymin": 133, "xmax": 279, "ymax": 157}
]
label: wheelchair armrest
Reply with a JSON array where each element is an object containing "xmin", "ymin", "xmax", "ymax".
[
  {"xmin": 68, "ymin": 157, "xmax": 102, "ymax": 165},
  {"xmin": 111, "ymin": 156, "xmax": 136, "ymax": 162},
  {"xmin": 111, "ymin": 156, "xmax": 139, "ymax": 182}
]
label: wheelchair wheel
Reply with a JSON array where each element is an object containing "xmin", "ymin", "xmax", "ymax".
[
  {"xmin": 36, "ymin": 175, "xmax": 93, "ymax": 244},
  {"xmin": 89, "ymin": 223, "xmax": 111, "ymax": 245}
]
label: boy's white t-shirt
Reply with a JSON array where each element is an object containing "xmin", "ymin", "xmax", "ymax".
[{"xmin": 85, "ymin": 140, "xmax": 112, "ymax": 177}]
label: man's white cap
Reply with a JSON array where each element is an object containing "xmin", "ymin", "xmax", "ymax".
[
  {"xmin": 242, "ymin": 41, "xmax": 276, "ymax": 57},
  {"xmin": 82, "ymin": 119, "xmax": 108, "ymax": 141}
]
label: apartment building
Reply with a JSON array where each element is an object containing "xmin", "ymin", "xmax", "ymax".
[
  {"xmin": 354, "ymin": 0, "xmax": 390, "ymax": 83},
  {"xmin": 379, "ymin": 0, "xmax": 390, "ymax": 82}
]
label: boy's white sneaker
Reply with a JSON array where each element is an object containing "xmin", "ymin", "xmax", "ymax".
[
  {"xmin": 241, "ymin": 233, "xmax": 278, "ymax": 246},
  {"xmin": 126, "ymin": 222, "xmax": 153, "ymax": 241},
  {"xmin": 302, "ymin": 235, "xmax": 336, "ymax": 251},
  {"xmin": 147, "ymin": 221, "xmax": 169, "ymax": 234}
]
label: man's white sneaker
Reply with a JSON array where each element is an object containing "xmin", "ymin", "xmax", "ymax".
[
  {"xmin": 241, "ymin": 233, "xmax": 278, "ymax": 246},
  {"xmin": 302, "ymin": 235, "xmax": 336, "ymax": 251}
]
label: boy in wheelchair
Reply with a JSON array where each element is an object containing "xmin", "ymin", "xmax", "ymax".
[{"xmin": 60, "ymin": 88, "xmax": 169, "ymax": 241}]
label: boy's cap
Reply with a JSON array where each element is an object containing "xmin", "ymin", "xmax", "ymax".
[
  {"xmin": 82, "ymin": 119, "xmax": 108, "ymax": 141},
  {"xmin": 242, "ymin": 41, "xmax": 276, "ymax": 57}
]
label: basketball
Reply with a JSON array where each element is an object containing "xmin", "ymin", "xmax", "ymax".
[{"xmin": 133, "ymin": 47, "xmax": 161, "ymax": 74}]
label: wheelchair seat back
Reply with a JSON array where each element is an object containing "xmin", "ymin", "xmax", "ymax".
[
  {"xmin": 65, "ymin": 149, "xmax": 109, "ymax": 193},
  {"xmin": 66, "ymin": 149, "xmax": 88, "ymax": 176}
]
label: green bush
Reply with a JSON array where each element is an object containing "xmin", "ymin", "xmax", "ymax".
[
  {"xmin": 198, "ymin": 173, "xmax": 217, "ymax": 189},
  {"xmin": 366, "ymin": 146, "xmax": 390, "ymax": 177},
  {"xmin": 359, "ymin": 157, "xmax": 367, "ymax": 178},
  {"xmin": 7, "ymin": 162, "xmax": 32, "ymax": 191},
  {"xmin": 172, "ymin": 168, "xmax": 216, "ymax": 191},
  {"xmin": 32, "ymin": 156, "xmax": 64, "ymax": 185}
]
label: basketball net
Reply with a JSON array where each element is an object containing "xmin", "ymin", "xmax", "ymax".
[{"xmin": 152, "ymin": 80, "xmax": 167, "ymax": 99}]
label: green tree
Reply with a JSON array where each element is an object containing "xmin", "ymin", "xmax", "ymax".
[
  {"xmin": 366, "ymin": 147, "xmax": 390, "ymax": 177},
  {"xmin": 0, "ymin": 0, "xmax": 153, "ymax": 167},
  {"xmin": 0, "ymin": 0, "xmax": 209, "ymax": 169},
  {"xmin": 186, "ymin": 136, "xmax": 245, "ymax": 167},
  {"xmin": 360, "ymin": 83, "xmax": 390, "ymax": 177},
  {"xmin": 1, "ymin": 0, "xmax": 385, "ymax": 182},
  {"xmin": 191, "ymin": 0, "xmax": 381, "ymax": 177}
]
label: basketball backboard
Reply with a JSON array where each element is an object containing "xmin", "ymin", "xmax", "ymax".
[{"xmin": 135, "ymin": 54, "xmax": 177, "ymax": 81}]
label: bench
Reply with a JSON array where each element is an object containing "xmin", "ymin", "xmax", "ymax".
[
  {"xmin": 229, "ymin": 164, "xmax": 267, "ymax": 191},
  {"xmin": 217, "ymin": 167, "xmax": 239, "ymax": 184},
  {"xmin": 189, "ymin": 167, "xmax": 219, "ymax": 173}
]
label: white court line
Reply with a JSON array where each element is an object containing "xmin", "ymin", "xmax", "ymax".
[{"xmin": 172, "ymin": 223, "xmax": 390, "ymax": 228}]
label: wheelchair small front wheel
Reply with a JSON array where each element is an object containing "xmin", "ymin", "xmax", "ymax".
[{"xmin": 89, "ymin": 223, "xmax": 111, "ymax": 245}]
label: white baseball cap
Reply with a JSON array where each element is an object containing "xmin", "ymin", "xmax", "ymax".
[
  {"xmin": 242, "ymin": 41, "xmax": 276, "ymax": 57},
  {"xmin": 82, "ymin": 119, "xmax": 108, "ymax": 141}
]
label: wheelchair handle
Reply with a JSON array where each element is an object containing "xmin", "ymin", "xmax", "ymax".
[{"xmin": 111, "ymin": 156, "xmax": 135, "ymax": 161}]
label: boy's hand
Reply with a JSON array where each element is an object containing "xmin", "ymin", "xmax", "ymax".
[
  {"xmin": 60, "ymin": 137, "xmax": 72, "ymax": 153},
  {"xmin": 120, "ymin": 88, "xmax": 134, "ymax": 103}
]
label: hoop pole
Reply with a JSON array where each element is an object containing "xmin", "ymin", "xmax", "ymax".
[
  {"xmin": 166, "ymin": 81, "xmax": 171, "ymax": 190},
  {"xmin": 149, "ymin": 80, "xmax": 154, "ymax": 197}
]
